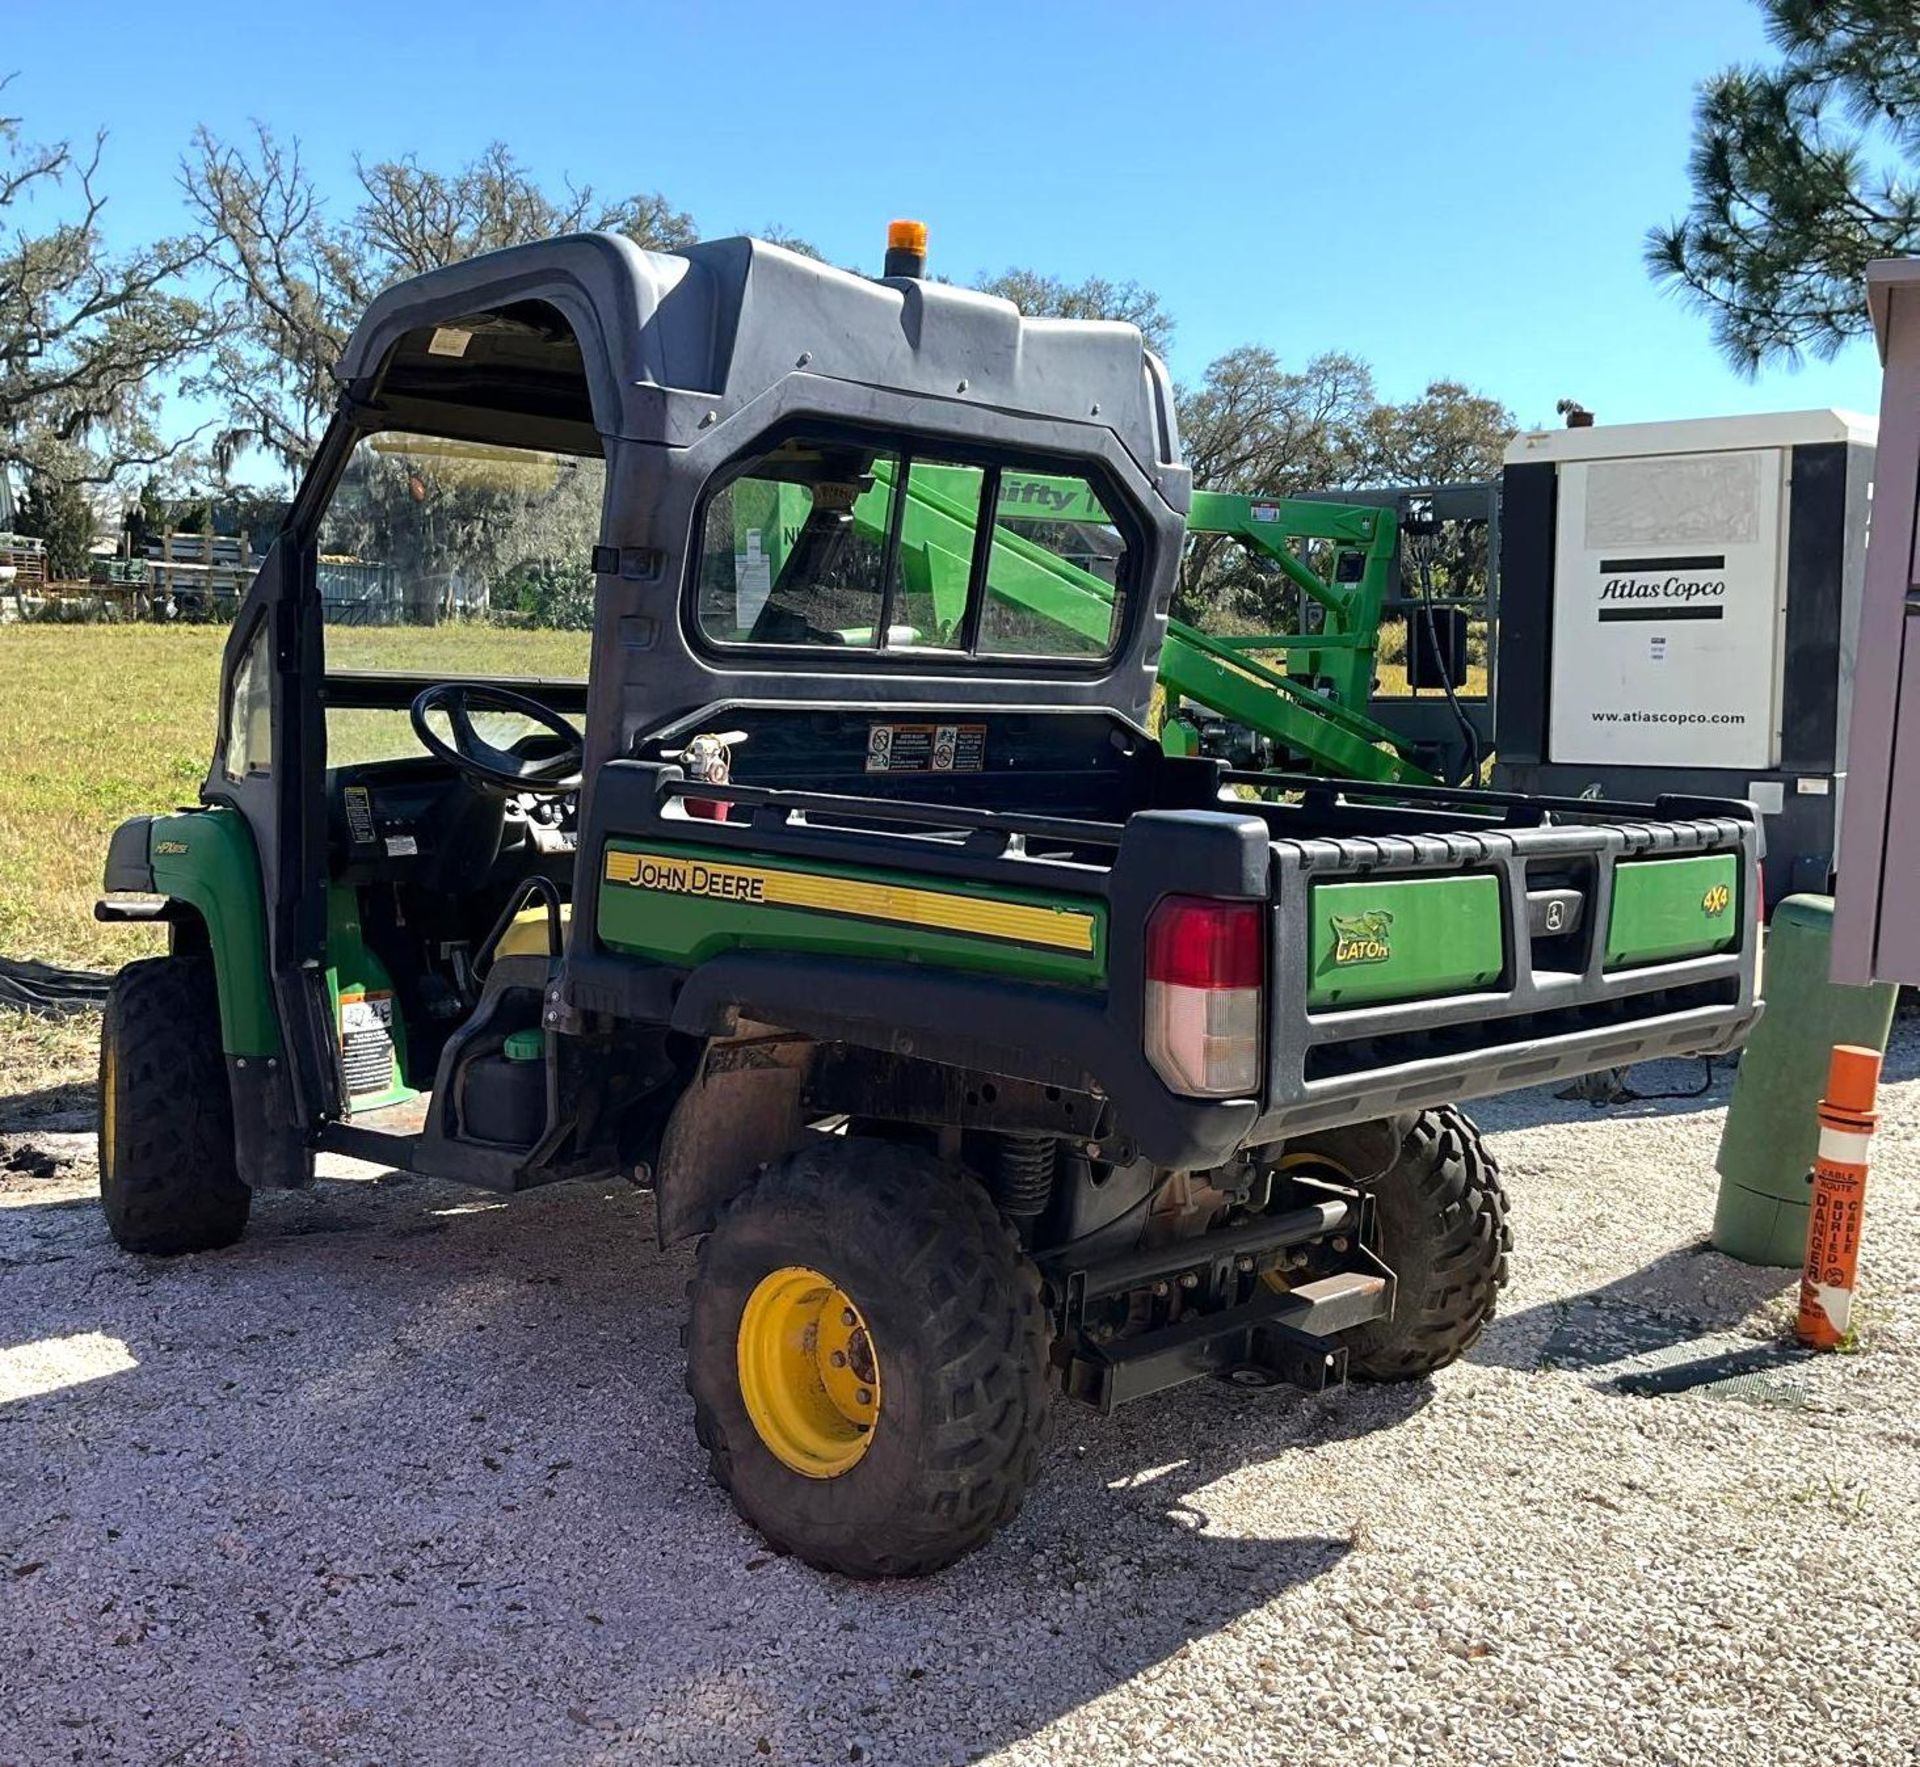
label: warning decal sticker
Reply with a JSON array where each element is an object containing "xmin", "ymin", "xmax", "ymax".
[
  {"xmin": 864, "ymin": 722, "xmax": 987, "ymax": 774},
  {"xmin": 338, "ymin": 989, "xmax": 397, "ymax": 1096}
]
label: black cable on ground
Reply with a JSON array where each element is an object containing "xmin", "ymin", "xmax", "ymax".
[
  {"xmin": 0, "ymin": 957, "xmax": 112, "ymax": 1016},
  {"xmin": 1619, "ymin": 1057, "xmax": 1719, "ymax": 1103}
]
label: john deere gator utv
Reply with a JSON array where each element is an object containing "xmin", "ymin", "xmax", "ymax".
[{"xmin": 97, "ymin": 224, "xmax": 1763, "ymax": 1577}]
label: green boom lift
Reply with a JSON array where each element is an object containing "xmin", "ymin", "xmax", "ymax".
[{"xmin": 733, "ymin": 464, "xmax": 1432, "ymax": 786}]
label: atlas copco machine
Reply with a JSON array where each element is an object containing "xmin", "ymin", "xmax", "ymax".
[{"xmin": 1494, "ymin": 409, "xmax": 1876, "ymax": 905}]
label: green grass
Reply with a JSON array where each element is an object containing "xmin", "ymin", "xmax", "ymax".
[
  {"xmin": 0, "ymin": 622, "xmax": 585, "ymax": 1095},
  {"xmin": 1372, "ymin": 660, "xmax": 1490, "ymax": 699},
  {"xmin": 0, "ymin": 625, "xmax": 225, "ymax": 972}
]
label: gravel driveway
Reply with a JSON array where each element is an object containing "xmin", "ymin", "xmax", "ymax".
[{"xmin": 3, "ymin": 1025, "xmax": 1916, "ymax": 1767}]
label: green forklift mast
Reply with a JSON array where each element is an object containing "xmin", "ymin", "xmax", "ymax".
[{"xmin": 734, "ymin": 466, "xmax": 1432, "ymax": 786}]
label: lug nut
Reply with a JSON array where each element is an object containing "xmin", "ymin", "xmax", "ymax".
[
  {"xmin": 841, "ymin": 1308, "xmax": 856, "ymax": 1327},
  {"xmin": 829, "ymin": 1351, "xmax": 847, "ymax": 1368},
  {"xmin": 1178, "ymin": 1272, "xmax": 1200, "ymax": 1291},
  {"xmin": 855, "ymin": 1388, "xmax": 873, "ymax": 1406}
]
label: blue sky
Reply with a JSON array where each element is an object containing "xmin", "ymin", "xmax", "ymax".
[{"xmin": 6, "ymin": 0, "xmax": 1885, "ymax": 439}]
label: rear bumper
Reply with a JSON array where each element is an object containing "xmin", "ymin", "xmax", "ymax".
[{"xmin": 1248, "ymin": 995, "xmax": 1759, "ymax": 1141}]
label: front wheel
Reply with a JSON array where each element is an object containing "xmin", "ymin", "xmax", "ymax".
[
  {"xmin": 99, "ymin": 956, "xmax": 251, "ymax": 1255},
  {"xmin": 685, "ymin": 1138, "xmax": 1051, "ymax": 1578}
]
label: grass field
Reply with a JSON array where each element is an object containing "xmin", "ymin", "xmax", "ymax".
[{"xmin": 0, "ymin": 622, "xmax": 585, "ymax": 1094}]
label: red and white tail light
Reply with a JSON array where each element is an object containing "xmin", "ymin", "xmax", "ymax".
[{"xmin": 1143, "ymin": 895, "xmax": 1264, "ymax": 1098}]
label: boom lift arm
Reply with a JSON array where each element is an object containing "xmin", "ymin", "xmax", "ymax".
[{"xmin": 743, "ymin": 464, "xmax": 1433, "ymax": 786}]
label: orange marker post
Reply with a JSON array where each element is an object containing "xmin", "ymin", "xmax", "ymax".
[{"xmin": 1796, "ymin": 1044, "xmax": 1883, "ymax": 1350}]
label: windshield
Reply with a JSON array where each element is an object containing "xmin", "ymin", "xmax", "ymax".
[{"xmin": 693, "ymin": 435, "xmax": 1132, "ymax": 662}]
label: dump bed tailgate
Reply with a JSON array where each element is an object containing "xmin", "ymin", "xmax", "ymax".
[{"xmin": 1252, "ymin": 805, "xmax": 1761, "ymax": 1138}]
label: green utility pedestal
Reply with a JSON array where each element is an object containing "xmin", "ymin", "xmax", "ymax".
[{"xmin": 1713, "ymin": 895, "xmax": 1898, "ymax": 1265}]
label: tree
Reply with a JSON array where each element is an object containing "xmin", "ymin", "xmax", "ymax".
[
  {"xmin": 0, "ymin": 84, "xmax": 217, "ymax": 485},
  {"xmin": 123, "ymin": 477, "xmax": 168, "ymax": 555},
  {"xmin": 1348, "ymin": 380, "xmax": 1515, "ymax": 489},
  {"xmin": 16, "ymin": 473, "xmax": 97, "ymax": 578},
  {"xmin": 1172, "ymin": 348, "xmax": 1376, "ymax": 621},
  {"xmin": 1649, "ymin": 0, "xmax": 1920, "ymax": 370},
  {"xmin": 971, "ymin": 268, "xmax": 1176, "ymax": 355},
  {"xmin": 1176, "ymin": 347, "xmax": 1376, "ymax": 492},
  {"xmin": 183, "ymin": 129, "xmax": 698, "ymax": 475}
]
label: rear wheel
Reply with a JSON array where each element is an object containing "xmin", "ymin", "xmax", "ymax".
[
  {"xmin": 1289, "ymin": 1106, "xmax": 1509, "ymax": 1381},
  {"xmin": 99, "ymin": 956, "xmax": 251, "ymax": 1255},
  {"xmin": 685, "ymin": 1138, "xmax": 1050, "ymax": 1578}
]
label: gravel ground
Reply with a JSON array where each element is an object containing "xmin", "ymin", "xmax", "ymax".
[{"xmin": 2, "ymin": 1023, "xmax": 1917, "ymax": 1767}]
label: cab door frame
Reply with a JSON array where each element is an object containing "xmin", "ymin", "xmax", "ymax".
[{"xmin": 203, "ymin": 412, "xmax": 359, "ymax": 1132}]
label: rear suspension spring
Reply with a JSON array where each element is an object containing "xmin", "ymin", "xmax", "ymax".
[{"xmin": 992, "ymin": 1135, "xmax": 1057, "ymax": 1228}]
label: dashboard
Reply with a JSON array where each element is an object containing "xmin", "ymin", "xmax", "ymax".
[{"xmin": 329, "ymin": 758, "xmax": 578, "ymax": 893}]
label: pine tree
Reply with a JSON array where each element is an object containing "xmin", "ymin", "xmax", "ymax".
[
  {"xmin": 1649, "ymin": 0, "xmax": 1920, "ymax": 370},
  {"xmin": 17, "ymin": 475, "xmax": 98, "ymax": 580}
]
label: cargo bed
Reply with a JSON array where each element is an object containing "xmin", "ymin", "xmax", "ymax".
[{"xmin": 565, "ymin": 759, "xmax": 1762, "ymax": 1170}]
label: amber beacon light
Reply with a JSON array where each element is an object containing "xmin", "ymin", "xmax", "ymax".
[{"xmin": 884, "ymin": 219, "xmax": 928, "ymax": 279}]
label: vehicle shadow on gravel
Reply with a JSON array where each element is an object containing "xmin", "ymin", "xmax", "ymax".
[
  {"xmin": 1471, "ymin": 1239, "xmax": 1795, "ymax": 1379},
  {"xmin": 0, "ymin": 1168, "xmax": 1428, "ymax": 1766}
]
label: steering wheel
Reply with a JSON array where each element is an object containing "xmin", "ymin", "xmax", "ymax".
[{"xmin": 409, "ymin": 682, "xmax": 585, "ymax": 794}]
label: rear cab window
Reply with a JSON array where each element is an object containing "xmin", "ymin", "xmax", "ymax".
[{"xmin": 693, "ymin": 435, "xmax": 1133, "ymax": 665}]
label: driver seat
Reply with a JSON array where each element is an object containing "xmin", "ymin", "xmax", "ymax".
[{"xmin": 491, "ymin": 903, "xmax": 573, "ymax": 962}]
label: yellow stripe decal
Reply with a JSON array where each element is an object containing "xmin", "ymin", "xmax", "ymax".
[{"xmin": 603, "ymin": 848, "xmax": 1096, "ymax": 953}]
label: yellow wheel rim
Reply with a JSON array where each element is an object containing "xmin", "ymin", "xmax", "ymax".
[
  {"xmin": 100, "ymin": 1035, "xmax": 119, "ymax": 1174},
  {"xmin": 736, "ymin": 1265, "xmax": 881, "ymax": 1478}
]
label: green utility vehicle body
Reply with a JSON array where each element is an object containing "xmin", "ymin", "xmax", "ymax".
[{"xmin": 96, "ymin": 231, "xmax": 1763, "ymax": 1576}]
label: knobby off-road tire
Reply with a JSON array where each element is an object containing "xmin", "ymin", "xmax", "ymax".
[
  {"xmin": 98, "ymin": 955, "xmax": 251, "ymax": 1255},
  {"xmin": 685, "ymin": 1138, "xmax": 1051, "ymax": 1578},
  {"xmin": 1318, "ymin": 1105, "xmax": 1510, "ymax": 1382}
]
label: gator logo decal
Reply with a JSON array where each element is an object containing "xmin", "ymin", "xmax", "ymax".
[
  {"xmin": 1701, "ymin": 883, "xmax": 1732, "ymax": 918},
  {"xmin": 1330, "ymin": 909, "xmax": 1394, "ymax": 966}
]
